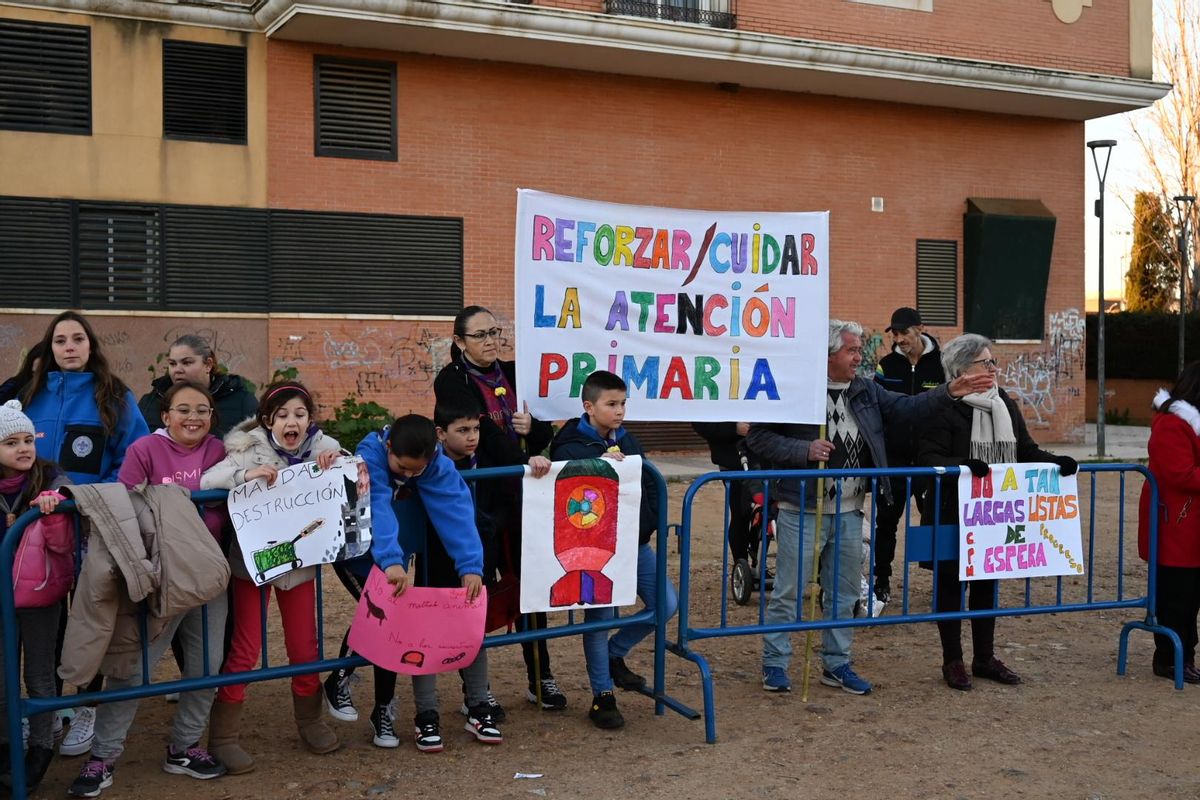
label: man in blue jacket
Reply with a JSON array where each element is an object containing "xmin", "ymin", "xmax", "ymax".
[{"xmin": 747, "ymin": 320, "xmax": 989, "ymax": 696}]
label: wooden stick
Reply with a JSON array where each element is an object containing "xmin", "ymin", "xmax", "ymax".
[{"xmin": 801, "ymin": 424, "xmax": 828, "ymax": 703}]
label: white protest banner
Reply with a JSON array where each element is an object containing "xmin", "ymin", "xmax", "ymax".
[
  {"xmin": 520, "ymin": 455, "xmax": 643, "ymax": 613},
  {"xmin": 515, "ymin": 189, "xmax": 829, "ymax": 424},
  {"xmin": 229, "ymin": 456, "xmax": 372, "ymax": 586},
  {"xmin": 956, "ymin": 462, "xmax": 1084, "ymax": 582}
]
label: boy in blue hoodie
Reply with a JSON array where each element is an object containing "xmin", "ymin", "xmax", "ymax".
[
  {"xmin": 348, "ymin": 414, "xmax": 490, "ymax": 753},
  {"xmin": 549, "ymin": 370, "xmax": 677, "ymax": 730}
]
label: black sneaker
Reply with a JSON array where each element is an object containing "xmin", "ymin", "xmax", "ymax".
[
  {"xmin": 324, "ymin": 673, "xmax": 358, "ymax": 722},
  {"xmin": 464, "ymin": 705, "xmax": 503, "ymax": 745},
  {"xmin": 370, "ymin": 703, "xmax": 399, "ymax": 749},
  {"xmin": 874, "ymin": 577, "xmax": 891, "ymax": 605},
  {"xmin": 609, "ymin": 657, "xmax": 646, "ymax": 691},
  {"xmin": 588, "ymin": 692, "xmax": 625, "ymax": 730},
  {"xmin": 162, "ymin": 743, "xmax": 226, "ymax": 780},
  {"xmin": 413, "ymin": 710, "xmax": 443, "ymax": 753},
  {"xmin": 68, "ymin": 758, "xmax": 114, "ymax": 798},
  {"xmin": 525, "ymin": 678, "xmax": 568, "ymax": 710},
  {"xmin": 459, "ymin": 690, "xmax": 507, "ymax": 723}
]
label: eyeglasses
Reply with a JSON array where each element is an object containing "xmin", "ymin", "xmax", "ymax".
[
  {"xmin": 970, "ymin": 358, "xmax": 999, "ymax": 369},
  {"xmin": 169, "ymin": 406, "xmax": 212, "ymax": 418},
  {"xmin": 462, "ymin": 327, "xmax": 503, "ymax": 341}
]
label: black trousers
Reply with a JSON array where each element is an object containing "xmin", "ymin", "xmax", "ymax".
[
  {"xmin": 934, "ymin": 561, "xmax": 997, "ymax": 665},
  {"xmin": 1154, "ymin": 565, "xmax": 1200, "ymax": 667},
  {"xmin": 722, "ymin": 467, "xmax": 755, "ymax": 563},
  {"xmin": 872, "ymin": 474, "xmax": 924, "ymax": 581}
]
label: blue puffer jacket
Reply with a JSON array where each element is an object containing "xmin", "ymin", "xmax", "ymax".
[
  {"xmin": 356, "ymin": 427, "xmax": 483, "ymax": 578},
  {"xmin": 24, "ymin": 371, "xmax": 149, "ymax": 485}
]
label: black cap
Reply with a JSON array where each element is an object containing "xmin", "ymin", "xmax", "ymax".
[{"xmin": 886, "ymin": 307, "xmax": 922, "ymax": 332}]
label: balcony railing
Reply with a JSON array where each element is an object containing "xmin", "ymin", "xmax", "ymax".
[{"xmin": 604, "ymin": 0, "xmax": 737, "ymax": 30}]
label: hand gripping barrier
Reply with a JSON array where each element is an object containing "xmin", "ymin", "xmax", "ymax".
[
  {"xmin": 0, "ymin": 461, "xmax": 694, "ymax": 798},
  {"xmin": 673, "ymin": 463, "xmax": 1172, "ymax": 743}
]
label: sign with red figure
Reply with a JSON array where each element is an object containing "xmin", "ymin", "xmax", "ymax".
[{"xmin": 521, "ymin": 455, "xmax": 643, "ymax": 613}]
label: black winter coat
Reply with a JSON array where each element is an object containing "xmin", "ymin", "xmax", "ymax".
[
  {"xmin": 433, "ymin": 359, "xmax": 553, "ymax": 462},
  {"xmin": 138, "ymin": 373, "xmax": 258, "ymax": 439}
]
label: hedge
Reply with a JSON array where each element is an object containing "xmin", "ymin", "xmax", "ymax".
[{"xmin": 1085, "ymin": 311, "xmax": 1199, "ymax": 380}]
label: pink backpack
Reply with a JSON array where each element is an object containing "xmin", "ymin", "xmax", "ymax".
[{"xmin": 12, "ymin": 493, "xmax": 74, "ymax": 608}]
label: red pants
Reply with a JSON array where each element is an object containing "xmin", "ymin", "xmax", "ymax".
[{"xmin": 217, "ymin": 576, "xmax": 320, "ymax": 703}]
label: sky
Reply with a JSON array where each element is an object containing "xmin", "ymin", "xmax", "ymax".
[{"xmin": 1083, "ymin": 111, "xmax": 1149, "ymax": 308}]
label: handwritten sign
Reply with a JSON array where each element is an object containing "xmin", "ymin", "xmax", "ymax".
[
  {"xmin": 956, "ymin": 462, "xmax": 1084, "ymax": 581},
  {"xmin": 520, "ymin": 455, "xmax": 642, "ymax": 613},
  {"xmin": 228, "ymin": 456, "xmax": 371, "ymax": 586},
  {"xmin": 347, "ymin": 568, "xmax": 486, "ymax": 675},
  {"xmin": 515, "ymin": 190, "xmax": 830, "ymax": 424}
]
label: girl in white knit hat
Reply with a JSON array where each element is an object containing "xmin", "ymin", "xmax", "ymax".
[{"xmin": 0, "ymin": 399, "xmax": 70, "ymax": 794}]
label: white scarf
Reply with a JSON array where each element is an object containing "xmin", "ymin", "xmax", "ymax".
[{"xmin": 960, "ymin": 385, "xmax": 1016, "ymax": 464}]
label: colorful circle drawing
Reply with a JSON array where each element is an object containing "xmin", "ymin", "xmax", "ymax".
[{"xmin": 565, "ymin": 484, "xmax": 606, "ymax": 529}]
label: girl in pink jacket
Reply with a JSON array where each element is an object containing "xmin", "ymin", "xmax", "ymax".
[{"xmin": 0, "ymin": 400, "xmax": 69, "ymax": 794}]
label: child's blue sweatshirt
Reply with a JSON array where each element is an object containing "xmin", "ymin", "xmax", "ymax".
[{"xmin": 357, "ymin": 427, "xmax": 483, "ymax": 578}]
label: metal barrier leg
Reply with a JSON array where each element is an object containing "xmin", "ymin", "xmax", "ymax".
[
  {"xmin": 1118, "ymin": 620, "xmax": 1185, "ymax": 690},
  {"xmin": 668, "ymin": 645, "xmax": 715, "ymax": 743}
]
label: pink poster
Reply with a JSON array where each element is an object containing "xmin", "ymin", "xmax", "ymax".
[{"xmin": 347, "ymin": 567, "xmax": 487, "ymax": 675}]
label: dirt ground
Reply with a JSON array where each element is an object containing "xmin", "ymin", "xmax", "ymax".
[{"xmin": 29, "ymin": 470, "xmax": 1200, "ymax": 800}]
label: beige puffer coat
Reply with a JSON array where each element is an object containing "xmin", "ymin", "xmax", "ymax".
[
  {"xmin": 200, "ymin": 419, "xmax": 343, "ymax": 590},
  {"xmin": 59, "ymin": 482, "xmax": 230, "ymax": 685}
]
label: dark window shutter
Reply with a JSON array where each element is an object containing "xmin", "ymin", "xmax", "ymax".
[
  {"xmin": 77, "ymin": 204, "xmax": 161, "ymax": 309},
  {"xmin": 0, "ymin": 197, "xmax": 74, "ymax": 305},
  {"xmin": 916, "ymin": 239, "xmax": 957, "ymax": 326},
  {"xmin": 162, "ymin": 40, "xmax": 247, "ymax": 143},
  {"xmin": 0, "ymin": 19, "xmax": 91, "ymax": 134},
  {"xmin": 163, "ymin": 206, "xmax": 268, "ymax": 311},
  {"xmin": 269, "ymin": 210, "xmax": 461, "ymax": 314},
  {"xmin": 314, "ymin": 57, "xmax": 396, "ymax": 160}
]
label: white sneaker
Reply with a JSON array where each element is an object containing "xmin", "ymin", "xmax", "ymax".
[
  {"xmin": 60, "ymin": 706, "xmax": 96, "ymax": 757},
  {"xmin": 164, "ymin": 692, "xmax": 180, "ymax": 703}
]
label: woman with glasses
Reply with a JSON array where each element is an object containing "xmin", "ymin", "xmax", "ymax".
[
  {"xmin": 431, "ymin": 305, "xmax": 566, "ymax": 713},
  {"xmin": 138, "ymin": 335, "xmax": 258, "ymax": 439},
  {"xmin": 917, "ymin": 333, "xmax": 1076, "ymax": 691}
]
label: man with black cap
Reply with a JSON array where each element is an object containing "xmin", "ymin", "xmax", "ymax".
[{"xmin": 871, "ymin": 307, "xmax": 945, "ymax": 603}]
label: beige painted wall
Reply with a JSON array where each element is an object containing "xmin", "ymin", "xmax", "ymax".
[{"xmin": 0, "ymin": 7, "xmax": 267, "ymax": 207}]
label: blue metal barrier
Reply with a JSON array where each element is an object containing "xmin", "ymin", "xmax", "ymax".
[
  {"xmin": 1, "ymin": 461, "xmax": 692, "ymax": 798},
  {"xmin": 674, "ymin": 463, "xmax": 1173, "ymax": 743}
]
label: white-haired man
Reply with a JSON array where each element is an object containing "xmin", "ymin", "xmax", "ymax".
[{"xmin": 747, "ymin": 319, "xmax": 992, "ymax": 695}]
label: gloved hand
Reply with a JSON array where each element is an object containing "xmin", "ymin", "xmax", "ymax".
[
  {"xmin": 1053, "ymin": 455, "xmax": 1079, "ymax": 476},
  {"xmin": 962, "ymin": 458, "xmax": 990, "ymax": 478}
]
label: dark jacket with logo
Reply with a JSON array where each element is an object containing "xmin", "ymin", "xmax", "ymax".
[
  {"xmin": 873, "ymin": 334, "xmax": 945, "ymax": 464},
  {"xmin": 25, "ymin": 371, "xmax": 149, "ymax": 485}
]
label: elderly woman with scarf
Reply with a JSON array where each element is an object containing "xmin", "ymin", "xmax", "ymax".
[
  {"xmin": 917, "ymin": 333, "xmax": 1077, "ymax": 691},
  {"xmin": 433, "ymin": 306, "xmax": 566, "ymax": 711}
]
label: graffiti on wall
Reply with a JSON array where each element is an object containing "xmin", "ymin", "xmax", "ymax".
[{"xmin": 997, "ymin": 308, "xmax": 1085, "ymax": 426}]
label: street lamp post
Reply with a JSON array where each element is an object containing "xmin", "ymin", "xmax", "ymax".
[
  {"xmin": 1173, "ymin": 194, "xmax": 1196, "ymax": 376},
  {"xmin": 1088, "ymin": 139, "xmax": 1116, "ymax": 458}
]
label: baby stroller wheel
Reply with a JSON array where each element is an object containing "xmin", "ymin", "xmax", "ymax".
[{"xmin": 731, "ymin": 558, "xmax": 754, "ymax": 606}]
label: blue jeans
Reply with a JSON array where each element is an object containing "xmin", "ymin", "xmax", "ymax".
[
  {"xmin": 582, "ymin": 543, "xmax": 678, "ymax": 694},
  {"xmin": 762, "ymin": 509, "xmax": 863, "ymax": 672}
]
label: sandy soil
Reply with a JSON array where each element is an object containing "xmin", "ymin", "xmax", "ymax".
[{"xmin": 29, "ymin": 469, "xmax": 1200, "ymax": 800}]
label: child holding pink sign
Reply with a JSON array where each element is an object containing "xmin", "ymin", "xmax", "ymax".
[{"xmin": 353, "ymin": 414, "xmax": 493, "ymax": 753}]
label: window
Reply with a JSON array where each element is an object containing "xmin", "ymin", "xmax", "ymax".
[
  {"xmin": 77, "ymin": 205, "xmax": 162, "ymax": 309},
  {"xmin": 314, "ymin": 57, "xmax": 397, "ymax": 161},
  {"xmin": 604, "ymin": 0, "xmax": 736, "ymax": 29},
  {"xmin": 162, "ymin": 40, "xmax": 247, "ymax": 143},
  {"xmin": 270, "ymin": 210, "xmax": 463, "ymax": 315},
  {"xmin": 0, "ymin": 19, "xmax": 91, "ymax": 134},
  {"xmin": 915, "ymin": 239, "xmax": 957, "ymax": 326},
  {"xmin": 0, "ymin": 197, "xmax": 74, "ymax": 306},
  {"xmin": 0, "ymin": 196, "xmax": 462, "ymax": 315}
]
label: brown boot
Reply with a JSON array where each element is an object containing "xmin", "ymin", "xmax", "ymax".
[
  {"xmin": 293, "ymin": 692, "xmax": 339, "ymax": 754},
  {"xmin": 207, "ymin": 699, "xmax": 255, "ymax": 774}
]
